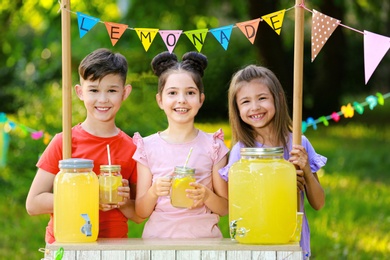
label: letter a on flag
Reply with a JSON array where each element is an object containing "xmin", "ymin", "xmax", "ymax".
[
  {"xmin": 236, "ymin": 18, "xmax": 261, "ymax": 44},
  {"xmin": 135, "ymin": 28, "xmax": 159, "ymax": 52},
  {"xmin": 261, "ymin": 10, "xmax": 286, "ymax": 35},
  {"xmin": 209, "ymin": 25, "xmax": 234, "ymax": 50},
  {"xmin": 77, "ymin": 12, "xmax": 100, "ymax": 38}
]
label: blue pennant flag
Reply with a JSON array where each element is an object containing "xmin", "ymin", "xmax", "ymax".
[
  {"xmin": 209, "ymin": 25, "xmax": 234, "ymax": 50},
  {"xmin": 77, "ymin": 12, "xmax": 100, "ymax": 38}
]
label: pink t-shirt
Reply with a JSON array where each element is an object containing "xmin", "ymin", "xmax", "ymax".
[{"xmin": 133, "ymin": 129, "xmax": 229, "ymax": 238}]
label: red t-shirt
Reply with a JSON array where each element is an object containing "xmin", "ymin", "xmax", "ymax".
[{"xmin": 37, "ymin": 124, "xmax": 137, "ymax": 243}]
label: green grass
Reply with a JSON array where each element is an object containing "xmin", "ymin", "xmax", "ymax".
[{"xmin": 2, "ymin": 111, "xmax": 390, "ymax": 259}]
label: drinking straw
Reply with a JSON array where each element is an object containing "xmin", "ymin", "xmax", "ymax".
[
  {"xmin": 106, "ymin": 144, "xmax": 113, "ymax": 201},
  {"xmin": 106, "ymin": 144, "xmax": 112, "ymax": 166},
  {"xmin": 183, "ymin": 147, "xmax": 193, "ymax": 169}
]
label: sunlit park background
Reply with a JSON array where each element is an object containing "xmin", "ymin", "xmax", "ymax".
[{"xmin": 1, "ymin": 0, "xmax": 389, "ymax": 259}]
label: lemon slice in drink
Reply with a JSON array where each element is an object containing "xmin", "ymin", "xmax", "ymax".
[{"xmin": 99, "ymin": 176, "xmax": 122, "ymax": 191}]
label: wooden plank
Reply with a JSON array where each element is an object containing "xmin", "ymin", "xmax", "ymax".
[
  {"xmin": 277, "ymin": 251, "xmax": 303, "ymax": 260},
  {"xmin": 151, "ymin": 250, "xmax": 175, "ymax": 260},
  {"xmin": 76, "ymin": 250, "xmax": 101, "ymax": 260},
  {"xmin": 127, "ymin": 250, "xmax": 151, "ymax": 260},
  {"xmin": 176, "ymin": 250, "xmax": 201, "ymax": 259},
  {"xmin": 102, "ymin": 250, "xmax": 126, "ymax": 260},
  {"xmin": 227, "ymin": 250, "xmax": 252, "ymax": 260},
  {"xmin": 253, "ymin": 250, "xmax": 277, "ymax": 260},
  {"xmin": 201, "ymin": 250, "xmax": 226, "ymax": 260}
]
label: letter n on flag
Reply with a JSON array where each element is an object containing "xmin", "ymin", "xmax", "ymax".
[
  {"xmin": 236, "ymin": 18, "xmax": 261, "ymax": 44},
  {"xmin": 184, "ymin": 29, "xmax": 209, "ymax": 52}
]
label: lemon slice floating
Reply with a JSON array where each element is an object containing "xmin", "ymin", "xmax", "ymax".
[{"xmin": 99, "ymin": 175, "xmax": 122, "ymax": 191}]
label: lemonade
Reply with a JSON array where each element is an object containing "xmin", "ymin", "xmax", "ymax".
[
  {"xmin": 229, "ymin": 147, "xmax": 297, "ymax": 244},
  {"xmin": 170, "ymin": 166, "xmax": 196, "ymax": 208},
  {"xmin": 54, "ymin": 159, "xmax": 99, "ymax": 242},
  {"xmin": 99, "ymin": 165, "xmax": 123, "ymax": 204}
]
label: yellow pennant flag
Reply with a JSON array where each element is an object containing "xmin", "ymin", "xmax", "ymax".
[
  {"xmin": 135, "ymin": 28, "xmax": 159, "ymax": 52},
  {"xmin": 184, "ymin": 29, "xmax": 208, "ymax": 52},
  {"xmin": 261, "ymin": 10, "xmax": 286, "ymax": 35}
]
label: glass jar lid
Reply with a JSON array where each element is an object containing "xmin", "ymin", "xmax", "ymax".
[
  {"xmin": 100, "ymin": 165, "xmax": 121, "ymax": 172},
  {"xmin": 240, "ymin": 147, "xmax": 284, "ymax": 156},
  {"xmin": 174, "ymin": 166, "xmax": 195, "ymax": 174},
  {"xmin": 59, "ymin": 158, "xmax": 94, "ymax": 169}
]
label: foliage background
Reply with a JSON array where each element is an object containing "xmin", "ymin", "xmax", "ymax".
[{"xmin": 0, "ymin": 0, "xmax": 389, "ymax": 259}]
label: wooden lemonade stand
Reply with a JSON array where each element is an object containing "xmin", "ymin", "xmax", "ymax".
[
  {"xmin": 46, "ymin": 238, "xmax": 302, "ymax": 259},
  {"xmin": 52, "ymin": 0, "xmax": 306, "ymax": 259}
]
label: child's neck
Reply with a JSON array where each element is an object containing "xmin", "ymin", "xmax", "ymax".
[
  {"xmin": 80, "ymin": 120, "xmax": 119, "ymax": 137},
  {"xmin": 255, "ymin": 127, "xmax": 280, "ymax": 147},
  {"xmin": 160, "ymin": 125, "xmax": 198, "ymax": 144}
]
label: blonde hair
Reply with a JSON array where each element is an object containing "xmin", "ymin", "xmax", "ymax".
[{"xmin": 228, "ymin": 65, "xmax": 292, "ymax": 148}]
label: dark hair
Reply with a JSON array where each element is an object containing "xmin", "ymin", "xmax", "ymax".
[
  {"xmin": 228, "ymin": 65, "xmax": 292, "ymax": 148},
  {"xmin": 151, "ymin": 51, "xmax": 208, "ymax": 94},
  {"xmin": 78, "ymin": 48, "xmax": 128, "ymax": 83}
]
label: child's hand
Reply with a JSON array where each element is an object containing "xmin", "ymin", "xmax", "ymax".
[
  {"xmin": 289, "ymin": 145, "xmax": 309, "ymax": 171},
  {"xmin": 117, "ymin": 178, "xmax": 130, "ymax": 206},
  {"xmin": 100, "ymin": 179, "xmax": 130, "ymax": 211},
  {"xmin": 296, "ymin": 169, "xmax": 306, "ymax": 191},
  {"xmin": 187, "ymin": 182, "xmax": 207, "ymax": 209},
  {"xmin": 289, "ymin": 145, "xmax": 311, "ymax": 191},
  {"xmin": 151, "ymin": 177, "xmax": 172, "ymax": 197}
]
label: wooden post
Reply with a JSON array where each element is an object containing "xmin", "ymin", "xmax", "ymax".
[
  {"xmin": 61, "ymin": 0, "xmax": 72, "ymax": 159},
  {"xmin": 293, "ymin": 0, "xmax": 304, "ymax": 212}
]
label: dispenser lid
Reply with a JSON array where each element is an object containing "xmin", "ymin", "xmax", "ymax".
[
  {"xmin": 240, "ymin": 147, "xmax": 284, "ymax": 156},
  {"xmin": 59, "ymin": 158, "xmax": 94, "ymax": 169}
]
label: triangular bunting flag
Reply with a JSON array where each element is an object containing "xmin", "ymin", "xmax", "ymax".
[
  {"xmin": 104, "ymin": 22, "xmax": 128, "ymax": 46},
  {"xmin": 261, "ymin": 10, "xmax": 286, "ymax": 35},
  {"xmin": 311, "ymin": 10, "xmax": 340, "ymax": 61},
  {"xmin": 159, "ymin": 30, "xmax": 182, "ymax": 53},
  {"xmin": 76, "ymin": 12, "xmax": 100, "ymax": 38},
  {"xmin": 184, "ymin": 29, "xmax": 208, "ymax": 52},
  {"xmin": 209, "ymin": 25, "xmax": 234, "ymax": 50},
  {"xmin": 236, "ymin": 18, "xmax": 261, "ymax": 44},
  {"xmin": 364, "ymin": 30, "xmax": 390, "ymax": 84},
  {"xmin": 135, "ymin": 28, "xmax": 159, "ymax": 52}
]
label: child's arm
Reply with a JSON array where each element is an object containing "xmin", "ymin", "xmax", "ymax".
[
  {"xmin": 135, "ymin": 163, "xmax": 172, "ymax": 218},
  {"xmin": 115, "ymin": 180, "xmax": 145, "ymax": 223},
  {"xmin": 188, "ymin": 155, "xmax": 229, "ymax": 216},
  {"xmin": 289, "ymin": 145, "xmax": 325, "ymax": 210},
  {"xmin": 26, "ymin": 169, "xmax": 55, "ymax": 215}
]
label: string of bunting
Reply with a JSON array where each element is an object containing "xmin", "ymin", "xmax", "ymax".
[
  {"xmin": 62, "ymin": 1, "xmax": 390, "ymax": 84},
  {"xmin": 302, "ymin": 92, "xmax": 388, "ymax": 133}
]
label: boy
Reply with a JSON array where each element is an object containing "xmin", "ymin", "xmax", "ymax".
[{"xmin": 26, "ymin": 48, "xmax": 144, "ymax": 244}]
